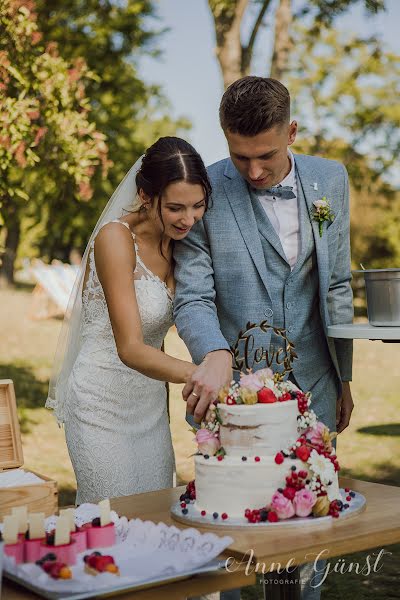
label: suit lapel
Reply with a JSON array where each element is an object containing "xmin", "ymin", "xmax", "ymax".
[
  {"xmin": 222, "ymin": 161, "xmax": 271, "ymax": 299},
  {"xmin": 291, "ymin": 171, "xmax": 313, "ymax": 273},
  {"xmin": 294, "ymin": 155, "xmax": 330, "ymax": 319}
]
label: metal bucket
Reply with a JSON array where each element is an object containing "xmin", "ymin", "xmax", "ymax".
[{"xmin": 353, "ymin": 269, "xmax": 400, "ymax": 326}]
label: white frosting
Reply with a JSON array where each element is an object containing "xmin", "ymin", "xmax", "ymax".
[
  {"xmin": 194, "ymin": 400, "xmax": 340, "ymax": 519},
  {"xmin": 195, "ymin": 455, "xmax": 307, "ymax": 517},
  {"xmin": 217, "ymin": 400, "xmax": 298, "ymax": 456}
]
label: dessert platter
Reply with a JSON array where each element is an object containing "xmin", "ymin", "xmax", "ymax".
[
  {"xmin": 1, "ymin": 499, "xmax": 233, "ymax": 599},
  {"xmin": 172, "ymin": 324, "xmax": 366, "ymax": 528}
]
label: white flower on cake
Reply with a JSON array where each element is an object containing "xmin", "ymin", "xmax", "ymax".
[
  {"xmin": 308, "ymin": 449, "xmax": 336, "ymax": 485},
  {"xmin": 297, "ymin": 409, "xmax": 318, "ymax": 431}
]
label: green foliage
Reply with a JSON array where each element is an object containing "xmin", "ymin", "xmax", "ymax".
[
  {"xmin": 32, "ymin": 0, "xmax": 191, "ymax": 261},
  {"xmin": 286, "ymin": 25, "xmax": 400, "ymax": 268},
  {"xmin": 0, "ymin": 0, "xmax": 111, "ymax": 282},
  {"xmin": 0, "ymin": 0, "xmax": 191, "ymax": 279}
]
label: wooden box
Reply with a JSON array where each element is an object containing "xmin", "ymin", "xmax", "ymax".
[{"xmin": 0, "ymin": 379, "xmax": 58, "ymax": 519}]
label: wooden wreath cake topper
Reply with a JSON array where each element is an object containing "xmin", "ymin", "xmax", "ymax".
[{"xmin": 230, "ymin": 321, "xmax": 297, "ymax": 379}]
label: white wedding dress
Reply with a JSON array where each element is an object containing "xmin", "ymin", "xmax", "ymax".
[{"xmin": 64, "ymin": 220, "xmax": 175, "ymax": 504}]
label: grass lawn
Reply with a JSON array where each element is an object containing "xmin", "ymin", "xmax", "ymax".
[{"xmin": 0, "ymin": 286, "xmax": 399, "ymax": 599}]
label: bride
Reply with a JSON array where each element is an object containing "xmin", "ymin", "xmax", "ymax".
[{"xmin": 46, "ymin": 137, "xmax": 211, "ymax": 503}]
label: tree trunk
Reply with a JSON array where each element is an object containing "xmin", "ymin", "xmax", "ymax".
[
  {"xmin": 209, "ymin": 0, "xmax": 249, "ymax": 89},
  {"xmin": 0, "ymin": 202, "xmax": 20, "ymax": 288},
  {"xmin": 270, "ymin": 0, "xmax": 292, "ymax": 80}
]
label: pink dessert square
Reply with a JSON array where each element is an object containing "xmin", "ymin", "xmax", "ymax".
[
  {"xmin": 39, "ymin": 539, "xmax": 77, "ymax": 565},
  {"xmin": 71, "ymin": 529, "xmax": 87, "ymax": 554},
  {"xmin": 4, "ymin": 540, "xmax": 24, "ymax": 564},
  {"xmin": 24, "ymin": 537, "xmax": 45, "ymax": 563},
  {"xmin": 86, "ymin": 522, "xmax": 116, "ymax": 549}
]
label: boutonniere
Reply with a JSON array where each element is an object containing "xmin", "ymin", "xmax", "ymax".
[{"xmin": 312, "ymin": 197, "xmax": 334, "ymax": 237}]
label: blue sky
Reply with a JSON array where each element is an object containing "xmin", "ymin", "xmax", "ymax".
[{"xmin": 140, "ymin": 0, "xmax": 399, "ymax": 167}]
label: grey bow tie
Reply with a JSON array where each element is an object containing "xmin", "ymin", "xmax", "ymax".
[{"xmin": 255, "ymin": 185, "xmax": 296, "ymax": 199}]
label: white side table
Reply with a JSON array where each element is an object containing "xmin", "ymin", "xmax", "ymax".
[{"xmin": 327, "ymin": 322, "xmax": 400, "ymax": 342}]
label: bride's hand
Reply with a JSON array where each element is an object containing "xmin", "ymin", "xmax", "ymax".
[{"xmin": 183, "ymin": 350, "xmax": 232, "ymax": 423}]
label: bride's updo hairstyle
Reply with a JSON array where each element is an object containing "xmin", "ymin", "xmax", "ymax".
[{"xmin": 135, "ymin": 137, "xmax": 212, "ymax": 218}]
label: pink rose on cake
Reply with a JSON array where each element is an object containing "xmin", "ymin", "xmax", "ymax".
[
  {"xmin": 293, "ymin": 489, "xmax": 317, "ymax": 517},
  {"xmin": 270, "ymin": 491, "xmax": 295, "ymax": 519},
  {"xmin": 239, "ymin": 372, "xmax": 263, "ymax": 391},
  {"xmin": 256, "ymin": 368, "xmax": 274, "ymax": 383},
  {"xmin": 195, "ymin": 428, "xmax": 220, "ymax": 456}
]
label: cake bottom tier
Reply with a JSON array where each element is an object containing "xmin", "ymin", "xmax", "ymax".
[{"xmin": 194, "ymin": 455, "xmax": 308, "ymax": 518}]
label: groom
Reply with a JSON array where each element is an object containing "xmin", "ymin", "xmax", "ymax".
[{"xmin": 173, "ymin": 77, "xmax": 354, "ymax": 598}]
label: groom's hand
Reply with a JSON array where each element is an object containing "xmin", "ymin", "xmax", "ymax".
[
  {"xmin": 183, "ymin": 350, "xmax": 233, "ymax": 423},
  {"xmin": 336, "ymin": 381, "xmax": 354, "ymax": 434}
]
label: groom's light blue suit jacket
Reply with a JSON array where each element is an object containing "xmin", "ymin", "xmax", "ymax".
[{"xmin": 173, "ymin": 153, "xmax": 353, "ymax": 395}]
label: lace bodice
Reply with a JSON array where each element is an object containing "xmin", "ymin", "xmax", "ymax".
[
  {"xmin": 81, "ymin": 220, "xmax": 174, "ymax": 356},
  {"xmin": 64, "ymin": 219, "xmax": 176, "ymax": 504}
]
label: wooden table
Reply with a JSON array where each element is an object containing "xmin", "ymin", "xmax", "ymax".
[{"xmin": 3, "ymin": 477, "xmax": 400, "ymax": 599}]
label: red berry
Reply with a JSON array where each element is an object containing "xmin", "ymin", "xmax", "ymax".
[
  {"xmin": 226, "ymin": 396, "xmax": 236, "ymax": 405},
  {"xmin": 267, "ymin": 511, "xmax": 279, "ymax": 522},
  {"xmin": 299, "ymin": 470, "xmax": 308, "ymax": 479},
  {"xmin": 217, "ymin": 455, "xmax": 224, "ymax": 461},
  {"xmin": 221, "ymin": 513, "xmax": 228, "ymax": 520},
  {"xmin": 296, "ymin": 445, "xmax": 311, "ymax": 461},
  {"xmin": 275, "ymin": 452, "xmax": 284, "ymax": 465},
  {"xmin": 257, "ymin": 388, "xmax": 277, "ymax": 403},
  {"xmin": 345, "ymin": 488, "xmax": 350, "ymax": 492},
  {"xmin": 346, "ymin": 495, "xmax": 351, "ymax": 502},
  {"xmin": 283, "ymin": 487, "xmax": 296, "ymax": 500},
  {"xmin": 95, "ymin": 555, "xmax": 114, "ymax": 572},
  {"xmin": 180, "ymin": 502, "xmax": 186, "ymax": 508},
  {"xmin": 254, "ymin": 456, "xmax": 260, "ymax": 462},
  {"xmin": 279, "ymin": 392, "xmax": 291, "ymax": 402}
]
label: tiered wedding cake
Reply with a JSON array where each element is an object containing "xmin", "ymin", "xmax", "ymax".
[{"xmin": 185, "ymin": 369, "xmax": 344, "ymax": 524}]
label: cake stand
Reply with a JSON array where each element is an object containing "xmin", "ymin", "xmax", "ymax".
[{"xmin": 171, "ymin": 488, "xmax": 366, "ymax": 529}]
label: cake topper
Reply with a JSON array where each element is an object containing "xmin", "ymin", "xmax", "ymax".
[{"xmin": 230, "ymin": 321, "xmax": 297, "ymax": 379}]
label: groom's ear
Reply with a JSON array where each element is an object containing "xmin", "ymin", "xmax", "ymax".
[{"xmin": 288, "ymin": 121, "xmax": 297, "ymax": 146}]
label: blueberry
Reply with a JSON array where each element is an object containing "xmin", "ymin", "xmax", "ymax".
[
  {"xmin": 241, "ymin": 456, "xmax": 247, "ymax": 461},
  {"xmin": 179, "ymin": 494, "xmax": 186, "ymax": 502},
  {"xmin": 260, "ymin": 510, "xmax": 268, "ymax": 522},
  {"xmin": 336, "ymin": 500, "xmax": 343, "ymax": 509},
  {"xmin": 291, "ymin": 465, "xmax": 297, "ymax": 471},
  {"xmin": 213, "ymin": 512, "xmax": 219, "ymax": 519},
  {"xmin": 92, "ymin": 517, "xmax": 101, "ymax": 527},
  {"xmin": 350, "ymin": 491, "xmax": 356, "ymax": 498},
  {"xmin": 46, "ymin": 534, "xmax": 55, "ymax": 546},
  {"xmin": 42, "ymin": 552, "xmax": 56, "ymax": 561},
  {"xmin": 277, "ymin": 488, "xmax": 284, "ymax": 493},
  {"xmin": 204, "ymin": 454, "xmax": 210, "ymax": 460},
  {"xmin": 344, "ymin": 503, "xmax": 349, "ymax": 509},
  {"xmin": 93, "ymin": 551, "xmax": 102, "ymax": 556},
  {"xmin": 182, "ymin": 508, "xmax": 188, "ymax": 515},
  {"xmin": 290, "ymin": 453, "xmax": 296, "ymax": 459}
]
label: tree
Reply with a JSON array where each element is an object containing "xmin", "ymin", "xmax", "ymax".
[
  {"xmin": 207, "ymin": 0, "xmax": 385, "ymax": 88},
  {"xmin": 286, "ymin": 25, "xmax": 400, "ymax": 269},
  {"xmin": 33, "ymin": 0, "xmax": 190, "ymax": 261},
  {"xmin": 0, "ymin": 0, "xmax": 110, "ymax": 285}
]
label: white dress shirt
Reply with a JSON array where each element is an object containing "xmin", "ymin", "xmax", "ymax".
[{"xmin": 256, "ymin": 151, "xmax": 299, "ymax": 269}]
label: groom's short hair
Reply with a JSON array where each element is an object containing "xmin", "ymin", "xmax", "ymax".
[{"xmin": 219, "ymin": 76, "xmax": 290, "ymax": 136}]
